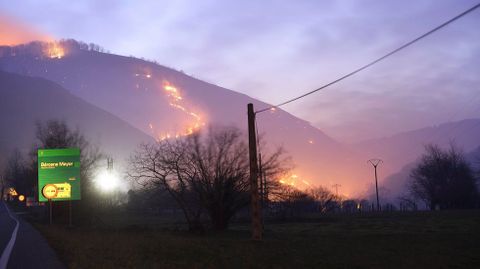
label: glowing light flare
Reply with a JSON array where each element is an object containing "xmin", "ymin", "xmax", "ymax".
[
  {"xmin": 170, "ymin": 103, "xmax": 187, "ymax": 112},
  {"xmin": 95, "ymin": 171, "xmax": 121, "ymax": 192},
  {"xmin": 9, "ymin": 188, "xmax": 18, "ymax": 196},
  {"xmin": 133, "ymin": 73, "xmax": 152, "ymax": 79},
  {"xmin": 164, "ymin": 85, "xmax": 177, "ymax": 92},
  {"xmin": 189, "ymin": 112, "xmax": 201, "ymax": 120}
]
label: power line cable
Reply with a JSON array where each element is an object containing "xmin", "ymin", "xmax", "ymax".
[{"xmin": 256, "ymin": 2, "xmax": 480, "ymax": 114}]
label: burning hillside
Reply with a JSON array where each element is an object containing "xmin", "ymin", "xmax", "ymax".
[
  {"xmin": 0, "ymin": 40, "xmax": 68, "ymax": 59},
  {"xmin": 0, "ymin": 40, "xmax": 364, "ymax": 196},
  {"xmin": 44, "ymin": 42, "xmax": 65, "ymax": 59},
  {"xmin": 150, "ymin": 80, "xmax": 206, "ymax": 141}
]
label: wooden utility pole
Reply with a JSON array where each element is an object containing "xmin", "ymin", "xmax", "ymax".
[
  {"xmin": 258, "ymin": 153, "xmax": 268, "ymax": 231},
  {"xmin": 258, "ymin": 153, "xmax": 264, "ymax": 222},
  {"xmin": 247, "ymin": 103, "xmax": 262, "ymax": 240}
]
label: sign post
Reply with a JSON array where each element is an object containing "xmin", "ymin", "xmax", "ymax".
[
  {"xmin": 69, "ymin": 200, "xmax": 72, "ymax": 227},
  {"xmin": 49, "ymin": 199, "xmax": 52, "ymax": 225},
  {"xmin": 38, "ymin": 148, "xmax": 81, "ymax": 225}
]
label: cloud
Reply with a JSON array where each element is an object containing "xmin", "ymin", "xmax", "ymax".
[
  {"xmin": 1, "ymin": 0, "xmax": 479, "ymax": 143},
  {"xmin": 295, "ymin": 48, "xmax": 480, "ymax": 142}
]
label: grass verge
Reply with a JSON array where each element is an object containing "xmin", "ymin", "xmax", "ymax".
[{"xmin": 35, "ymin": 210, "xmax": 480, "ymax": 269}]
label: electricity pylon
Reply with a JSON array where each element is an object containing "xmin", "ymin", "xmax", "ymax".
[
  {"xmin": 332, "ymin": 184, "xmax": 341, "ymax": 196},
  {"xmin": 367, "ymin": 159, "xmax": 383, "ymax": 211}
]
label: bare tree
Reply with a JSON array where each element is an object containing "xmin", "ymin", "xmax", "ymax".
[
  {"xmin": 30, "ymin": 119, "xmax": 103, "ymax": 219},
  {"xmin": 3, "ymin": 149, "xmax": 32, "ymax": 196},
  {"xmin": 32, "ymin": 120, "xmax": 102, "ymax": 188},
  {"xmin": 129, "ymin": 126, "xmax": 288, "ymax": 231},
  {"xmin": 272, "ymin": 185, "xmax": 315, "ymax": 218},
  {"xmin": 129, "ymin": 141, "xmax": 205, "ymax": 231},
  {"xmin": 409, "ymin": 144, "xmax": 478, "ymax": 210},
  {"xmin": 0, "ymin": 175, "xmax": 5, "ymax": 201},
  {"xmin": 308, "ymin": 186, "xmax": 338, "ymax": 213},
  {"xmin": 397, "ymin": 194, "xmax": 418, "ymax": 211}
]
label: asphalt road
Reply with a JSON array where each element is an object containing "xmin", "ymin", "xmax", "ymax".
[{"xmin": 0, "ymin": 202, "xmax": 64, "ymax": 269}]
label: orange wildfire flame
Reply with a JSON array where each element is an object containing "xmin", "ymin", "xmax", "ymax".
[
  {"xmin": 0, "ymin": 15, "xmax": 65, "ymax": 59},
  {"xmin": 44, "ymin": 42, "xmax": 65, "ymax": 59},
  {"xmin": 147, "ymin": 81, "xmax": 205, "ymax": 141},
  {"xmin": 279, "ymin": 174, "xmax": 312, "ymax": 189}
]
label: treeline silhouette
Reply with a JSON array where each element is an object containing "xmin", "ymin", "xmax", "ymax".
[{"xmin": 2, "ymin": 120, "xmax": 478, "ymax": 231}]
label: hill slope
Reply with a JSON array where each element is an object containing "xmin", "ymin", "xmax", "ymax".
[
  {"xmin": 0, "ymin": 41, "xmax": 361, "ymax": 194},
  {"xmin": 375, "ymin": 145, "xmax": 480, "ymax": 205},
  {"xmin": 0, "ymin": 70, "xmax": 154, "ymax": 171},
  {"xmin": 354, "ymin": 119, "xmax": 480, "ymax": 178},
  {"xmin": 358, "ymin": 125, "xmax": 480, "ymax": 202}
]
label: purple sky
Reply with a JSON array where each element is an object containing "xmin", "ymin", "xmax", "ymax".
[{"xmin": 1, "ymin": 0, "xmax": 479, "ymax": 142}]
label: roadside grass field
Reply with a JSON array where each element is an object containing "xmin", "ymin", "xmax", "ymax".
[{"xmin": 35, "ymin": 210, "xmax": 480, "ymax": 269}]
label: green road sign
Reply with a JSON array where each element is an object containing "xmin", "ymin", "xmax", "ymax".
[{"xmin": 38, "ymin": 148, "xmax": 81, "ymax": 202}]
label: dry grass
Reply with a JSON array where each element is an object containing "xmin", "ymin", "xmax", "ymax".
[{"xmin": 35, "ymin": 210, "xmax": 480, "ymax": 269}]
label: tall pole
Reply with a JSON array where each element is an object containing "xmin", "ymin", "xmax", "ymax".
[
  {"xmin": 69, "ymin": 200, "xmax": 72, "ymax": 227},
  {"xmin": 332, "ymin": 184, "xmax": 341, "ymax": 196},
  {"xmin": 374, "ymin": 166, "xmax": 379, "ymax": 211},
  {"xmin": 368, "ymin": 159, "xmax": 383, "ymax": 211},
  {"xmin": 49, "ymin": 199, "xmax": 52, "ymax": 225},
  {"xmin": 258, "ymin": 153, "xmax": 265, "ymax": 229},
  {"xmin": 258, "ymin": 153, "xmax": 263, "ymax": 206},
  {"xmin": 263, "ymin": 165, "xmax": 268, "ymax": 216},
  {"xmin": 107, "ymin": 157, "xmax": 113, "ymax": 171},
  {"xmin": 107, "ymin": 157, "xmax": 114, "ymax": 207},
  {"xmin": 247, "ymin": 103, "xmax": 262, "ymax": 240}
]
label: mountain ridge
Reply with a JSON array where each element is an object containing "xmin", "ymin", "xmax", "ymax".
[{"xmin": 1, "ymin": 40, "xmax": 479, "ymax": 196}]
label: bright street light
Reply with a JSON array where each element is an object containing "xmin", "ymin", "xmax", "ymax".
[{"xmin": 95, "ymin": 170, "xmax": 120, "ymax": 192}]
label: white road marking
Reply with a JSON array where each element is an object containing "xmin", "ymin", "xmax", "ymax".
[{"xmin": 0, "ymin": 202, "xmax": 19, "ymax": 269}]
